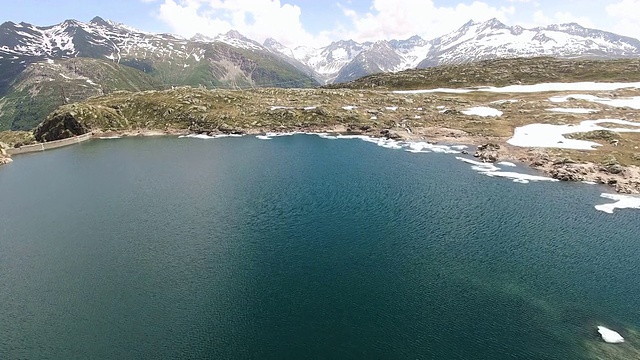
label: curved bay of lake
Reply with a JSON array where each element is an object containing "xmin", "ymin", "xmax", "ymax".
[{"xmin": 0, "ymin": 135, "xmax": 639, "ymax": 359}]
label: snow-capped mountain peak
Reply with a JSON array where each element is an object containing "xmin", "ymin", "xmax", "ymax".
[
  {"xmin": 417, "ymin": 18, "xmax": 640, "ymax": 68},
  {"xmin": 213, "ymin": 30, "xmax": 264, "ymax": 51}
]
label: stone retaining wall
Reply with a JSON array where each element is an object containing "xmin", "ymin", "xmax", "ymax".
[{"xmin": 6, "ymin": 133, "xmax": 93, "ymax": 155}]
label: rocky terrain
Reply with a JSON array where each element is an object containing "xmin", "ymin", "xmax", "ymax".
[{"xmin": 3, "ymin": 57, "xmax": 640, "ymax": 194}]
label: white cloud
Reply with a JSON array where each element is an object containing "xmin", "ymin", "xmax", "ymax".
[
  {"xmin": 153, "ymin": 0, "xmax": 516, "ymax": 48},
  {"xmin": 606, "ymin": 0, "xmax": 640, "ymax": 38},
  {"xmin": 530, "ymin": 10, "xmax": 594, "ymax": 28},
  {"xmin": 339, "ymin": 0, "xmax": 516, "ymax": 42},
  {"xmin": 156, "ymin": 0, "xmax": 325, "ymax": 47},
  {"xmin": 150, "ymin": 0, "xmax": 638, "ymax": 49}
]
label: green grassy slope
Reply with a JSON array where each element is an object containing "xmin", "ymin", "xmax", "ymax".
[{"xmin": 0, "ymin": 58, "xmax": 160, "ymax": 131}]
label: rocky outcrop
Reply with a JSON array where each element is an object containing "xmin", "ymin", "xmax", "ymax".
[
  {"xmin": 33, "ymin": 111, "xmax": 90, "ymax": 142},
  {"xmin": 0, "ymin": 156, "xmax": 13, "ymax": 165},
  {"xmin": 0, "ymin": 146, "xmax": 12, "ymax": 165},
  {"xmin": 474, "ymin": 143, "xmax": 501, "ymax": 162}
]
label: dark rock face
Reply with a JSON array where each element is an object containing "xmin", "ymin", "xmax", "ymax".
[{"xmin": 33, "ymin": 112, "xmax": 89, "ymax": 142}]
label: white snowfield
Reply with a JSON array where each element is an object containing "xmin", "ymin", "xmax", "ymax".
[
  {"xmin": 547, "ymin": 108, "xmax": 599, "ymax": 114},
  {"xmin": 461, "ymin": 107, "xmax": 503, "ymax": 117},
  {"xmin": 549, "ymin": 94, "xmax": 640, "ymax": 110},
  {"xmin": 456, "ymin": 157, "xmax": 558, "ymax": 184},
  {"xmin": 595, "ymin": 193, "xmax": 640, "ymax": 214},
  {"xmin": 508, "ymin": 119, "xmax": 640, "ymax": 150},
  {"xmin": 393, "ymin": 82, "xmax": 640, "ymax": 94},
  {"xmin": 597, "ymin": 326, "xmax": 625, "ymax": 343}
]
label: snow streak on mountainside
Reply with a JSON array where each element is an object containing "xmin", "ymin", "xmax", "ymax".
[{"xmin": 0, "ymin": 17, "xmax": 204, "ymax": 64}]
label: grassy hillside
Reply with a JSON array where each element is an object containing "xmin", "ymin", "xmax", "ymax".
[
  {"xmin": 325, "ymin": 57, "xmax": 640, "ymax": 90},
  {"xmin": 33, "ymin": 87, "xmax": 369, "ymax": 141},
  {"xmin": 0, "ymin": 58, "xmax": 160, "ymax": 131}
]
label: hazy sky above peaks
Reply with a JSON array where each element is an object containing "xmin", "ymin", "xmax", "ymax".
[{"xmin": 3, "ymin": 0, "xmax": 640, "ymax": 47}]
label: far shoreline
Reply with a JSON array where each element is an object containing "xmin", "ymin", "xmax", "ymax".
[{"xmin": 5, "ymin": 124, "xmax": 632, "ymax": 195}]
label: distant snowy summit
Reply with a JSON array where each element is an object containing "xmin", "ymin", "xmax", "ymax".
[
  {"xmin": 1, "ymin": 16, "xmax": 640, "ymax": 85},
  {"xmin": 265, "ymin": 18, "xmax": 640, "ymax": 83}
]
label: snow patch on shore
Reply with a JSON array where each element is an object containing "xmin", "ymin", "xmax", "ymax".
[
  {"xmin": 179, "ymin": 134, "xmax": 243, "ymax": 139},
  {"xmin": 317, "ymin": 134, "xmax": 403, "ymax": 149},
  {"xmin": 456, "ymin": 157, "xmax": 558, "ymax": 184},
  {"xmin": 597, "ymin": 326, "xmax": 625, "ymax": 343},
  {"xmin": 407, "ymin": 142, "xmax": 460, "ymax": 154},
  {"xmin": 508, "ymin": 119, "xmax": 640, "ymax": 150},
  {"xmin": 256, "ymin": 132, "xmax": 314, "ymax": 140},
  {"xmin": 595, "ymin": 193, "xmax": 640, "ymax": 214},
  {"xmin": 462, "ymin": 107, "xmax": 503, "ymax": 117}
]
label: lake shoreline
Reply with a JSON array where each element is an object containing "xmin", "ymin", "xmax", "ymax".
[
  {"xmin": 3, "ymin": 121, "xmax": 639, "ymax": 194},
  {"xmin": 89, "ymin": 124, "xmax": 640, "ymax": 194}
]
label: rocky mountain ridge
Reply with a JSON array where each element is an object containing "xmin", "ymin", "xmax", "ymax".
[
  {"xmin": 267, "ymin": 18, "xmax": 640, "ymax": 83},
  {"xmin": 0, "ymin": 16, "xmax": 317, "ymax": 130}
]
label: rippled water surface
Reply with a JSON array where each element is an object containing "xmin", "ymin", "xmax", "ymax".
[{"xmin": 0, "ymin": 135, "xmax": 639, "ymax": 359}]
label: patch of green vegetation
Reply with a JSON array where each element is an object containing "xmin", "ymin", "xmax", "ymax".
[
  {"xmin": 0, "ymin": 58, "xmax": 160, "ymax": 131},
  {"xmin": 0, "ymin": 130, "xmax": 34, "ymax": 148},
  {"xmin": 566, "ymin": 130, "xmax": 620, "ymax": 141}
]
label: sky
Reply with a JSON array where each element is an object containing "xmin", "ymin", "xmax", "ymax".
[{"xmin": 2, "ymin": 0, "xmax": 640, "ymax": 48}]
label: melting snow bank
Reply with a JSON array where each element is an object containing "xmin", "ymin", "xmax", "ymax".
[
  {"xmin": 316, "ymin": 134, "xmax": 404, "ymax": 149},
  {"xmin": 393, "ymin": 82, "xmax": 640, "ymax": 94},
  {"xmin": 549, "ymin": 94, "xmax": 640, "ymax": 110},
  {"xmin": 597, "ymin": 326, "xmax": 625, "ymax": 343},
  {"xmin": 256, "ymin": 131, "xmax": 317, "ymax": 140},
  {"xmin": 594, "ymin": 193, "xmax": 640, "ymax": 214},
  {"xmin": 508, "ymin": 119, "xmax": 640, "ymax": 150},
  {"xmin": 179, "ymin": 134, "xmax": 244, "ymax": 140},
  {"xmin": 461, "ymin": 107, "xmax": 503, "ymax": 117},
  {"xmin": 254, "ymin": 132, "xmax": 469, "ymax": 153},
  {"xmin": 456, "ymin": 157, "xmax": 558, "ymax": 184}
]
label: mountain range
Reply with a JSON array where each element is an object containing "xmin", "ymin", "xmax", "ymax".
[
  {"xmin": 265, "ymin": 18, "xmax": 640, "ymax": 83},
  {"xmin": 1, "ymin": 16, "xmax": 640, "ymax": 130}
]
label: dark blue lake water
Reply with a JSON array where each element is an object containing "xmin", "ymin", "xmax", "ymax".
[{"xmin": 0, "ymin": 135, "xmax": 638, "ymax": 359}]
